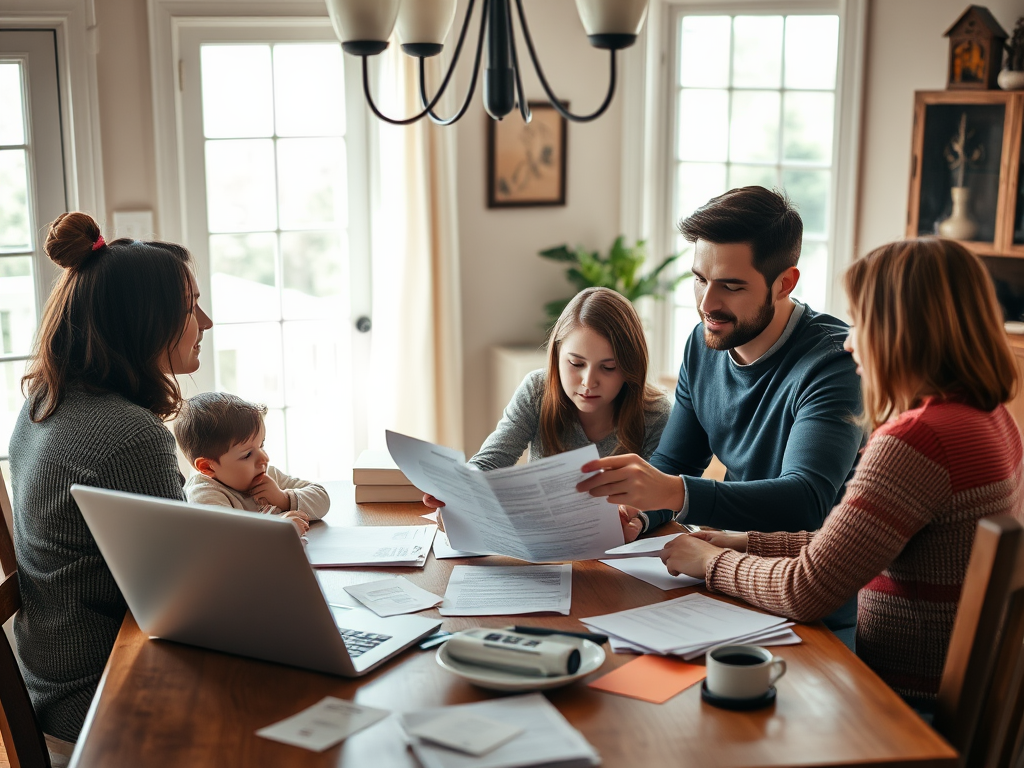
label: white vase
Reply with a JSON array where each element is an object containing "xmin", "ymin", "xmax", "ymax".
[
  {"xmin": 938, "ymin": 186, "xmax": 978, "ymax": 241},
  {"xmin": 998, "ymin": 69, "xmax": 1024, "ymax": 91}
]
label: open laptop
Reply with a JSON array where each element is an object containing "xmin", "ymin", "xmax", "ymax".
[{"xmin": 71, "ymin": 485, "xmax": 441, "ymax": 676}]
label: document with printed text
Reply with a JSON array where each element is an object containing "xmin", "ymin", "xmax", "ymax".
[{"xmin": 439, "ymin": 564, "xmax": 572, "ymax": 616}]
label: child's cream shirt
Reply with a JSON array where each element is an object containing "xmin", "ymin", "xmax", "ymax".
[{"xmin": 183, "ymin": 466, "xmax": 330, "ymax": 521}]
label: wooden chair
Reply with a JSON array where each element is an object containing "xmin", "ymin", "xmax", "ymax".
[
  {"xmin": 935, "ymin": 515, "xmax": 1024, "ymax": 768},
  {"xmin": 0, "ymin": 470, "xmax": 50, "ymax": 768}
]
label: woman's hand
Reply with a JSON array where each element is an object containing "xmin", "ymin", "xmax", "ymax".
[
  {"xmin": 659, "ymin": 533, "xmax": 726, "ymax": 579},
  {"xmin": 619, "ymin": 505, "xmax": 643, "ymax": 543},
  {"xmin": 688, "ymin": 530, "xmax": 748, "ymax": 552},
  {"xmin": 249, "ymin": 473, "xmax": 290, "ymax": 511},
  {"xmin": 422, "ymin": 493, "xmax": 445, "ymax": 509}
]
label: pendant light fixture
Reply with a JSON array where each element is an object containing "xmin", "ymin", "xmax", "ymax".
[{"xmin": 324, "ymin": 0, "xmax": 649, "ymax": 126}]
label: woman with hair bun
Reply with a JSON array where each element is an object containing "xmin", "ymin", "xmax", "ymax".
[{"xmin": 9, "ymin": 212, "xmax": 212, "ymax": 755}]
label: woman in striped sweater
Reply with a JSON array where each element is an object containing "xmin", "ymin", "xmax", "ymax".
[{"xmin": 661, "ymin": 237, "xmax": 1024, "ymax": 707}]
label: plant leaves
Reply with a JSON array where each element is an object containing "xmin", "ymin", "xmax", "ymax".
[{"xmin": 538, "ymin": 245, "xmax": 577, "ymax": 262}]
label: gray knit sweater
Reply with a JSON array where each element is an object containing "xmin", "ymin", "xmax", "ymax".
[
  {"xmin": 9, "ymin": 388, "xmax": 185, "ymax": 741},
  {"xmin": 470, "ymin": 370, "xmax": 673, "ymax": 470}
]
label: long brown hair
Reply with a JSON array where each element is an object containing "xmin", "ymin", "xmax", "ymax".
[
  {"xmin": 22, "ymin": 212, "xmax": 196, "ymax": 421},
  {"xmin": 539, "ymin": 287, "xmax": 662, "ymax": 456},
  {"xmin": 844, "ymin": 237, "xmax": 1018, "ymax": 430}
]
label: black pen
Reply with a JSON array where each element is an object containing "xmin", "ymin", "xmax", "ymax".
[{"xmin": 511, "ymin": 626, "xmax": 609, "ymax": 645}]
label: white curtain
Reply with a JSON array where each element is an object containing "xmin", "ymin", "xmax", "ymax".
[{"xmin": 367, "ymin": 48, "xmax": 464, "ymax": 451}]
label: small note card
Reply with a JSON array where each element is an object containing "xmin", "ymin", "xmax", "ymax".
[
  {"xmin": 405, "ymin": 712, "xmax": 524, "ymax": 756},
  {"xmin": 256, "ymin": 697, "xmax": 389, "ymax": 751},
  {"xmin": 344, "ymin": 576, "xmax": 443, "ymax": 617}
]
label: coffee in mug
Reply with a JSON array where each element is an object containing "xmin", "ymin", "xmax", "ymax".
[{"xmin": 706, "ymin": 644, "xmax": 786, "ymax": 700}]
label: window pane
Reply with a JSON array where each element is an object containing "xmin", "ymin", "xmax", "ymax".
[
  {"xmin": 0, "ymin": 63, "xmax": 25, "ymax": 145},
  {"xmin": 209, "ymin": 233, "xmax": 279, "ymax": 323},
  {"xmin": 0, "ymin": 256, "xmax": 34, "ymax": 355},
  {"xmin": 201, "ymin": 45, "xmax": 274, "ymax": 138},
  {"xmin": 782, "ymin": 168, "xmax": 830, "ymax": 236},
  {"xmin": 277, "ymin": 138, "xmax": 348, "ymax": 230},
  {"xmin": 263, "ymin": 407, "xmax": 287, "ymax": 472},
  {"xmin": 281, "ymin": 231, "xmax": 348, "ymax": 320},
  {"xmin": 0, "ymin": 150, "xmax": 31, "ymax": 252},
  {"xmin": 679, "ymin": 16, "xmax": 731, "ymax": 88},
  {"xmin": 671, "ymin": 245, "xmax": 696, "ymax": 307},
  {"xmin": 673, "ymin": 306, "xmax": 701, "ymax": 372},
  {"xmin": 730, "ymin": 91, "xmax": 780, "ymax": 163},
  {"xmin": 732, "ymin": 16, "xmax": 782, "ymax": 88},
  {"xmin": 728, "ymin": 164, "xmax": 777, "ymax": 189},
  {"xmin": 678, "ymin": 90, "xmax": 728, "ymax": 162},
  {"xmin": 677, "ymin": 163, "xmax": 727, "ymax": 221},
  {"xmin": 212, "ymin": 322, "xmax": 284, "ymax": 407},
  {"xmin": 285, "ymin": 406, "xmax": 351, "ymax": 483},
  {"xmin": 783, "ymin": 91, "xmax": 834, "ymax": 163},
  {"xmin": 793, "ymin": 239, "xmax": 828, "ymax": 309},
  {"xmin": 205, "ymin": 139, "xmax": 278, "ymax": 232},
  {"xmin": 273, "ymin": 44, "xmax": 346, "ymax": 137},
  {"xmin": 0, "ymin": 359, "xmax": 27, "ymax": 460},
  {"xmin": 784, "ymin": 16, "xmax": 839, "ymax": 90}
]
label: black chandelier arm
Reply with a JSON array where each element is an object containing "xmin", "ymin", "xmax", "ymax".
[
  {"xmin": 418, "ymin": 0, "xmax": 490, "ymax": 126},
  {"xmin": 505, "ymin": 0, "xmax": 531, "ymax": 123},
  {"xmin": 512, "ymin": 0, "xmax": 617, "ymax": 123}
]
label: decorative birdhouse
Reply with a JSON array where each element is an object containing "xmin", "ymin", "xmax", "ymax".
[{"xmin": 944, "ymin": 5, "xmax": 1009, "ymax": 90}]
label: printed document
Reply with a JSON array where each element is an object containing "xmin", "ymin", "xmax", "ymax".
[
  {"xmin": 344, "ymin": 576, "xmax": 442, "ymax": 617},
  {"xmin": 386, "ymin": 430, "xmax": 623, "ymax": 562},
  {"xmin": 305, "ymin": 525, "xmax": 436, "ymax": 567},
  {"xmin": 599, "ymin": 557, "xmax": 703, "ymax": 591},
  {"xmin": 439, "ymin": 564, "xmax": 572, "ymax": 616}
]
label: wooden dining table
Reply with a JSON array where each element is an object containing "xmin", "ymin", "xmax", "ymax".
[{"xmin": 68, "ymin": 483, "xmax": 957, "ymax": 768}]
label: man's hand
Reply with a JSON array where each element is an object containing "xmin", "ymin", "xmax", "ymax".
[
  {"xmin": 659, "ymin": 533, "xmax": 724, "ymax": 579},
  {"xmin": 577, "ymin": 454, "xmax": 685, "ymax": 513},
  {"xmin": 249, "ymin": 473, "xmax": 290, "ymax": 511},
  {"xmin": 422, "ymin": 494, "xmax": 445, "ymax": 509},
  {"xmin": 619, "ymin": 505, "xmax": 643, "ymax": 543}
]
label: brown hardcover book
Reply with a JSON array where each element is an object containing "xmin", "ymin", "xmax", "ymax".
[
  {"xmin": 352, "ymin": 449, "xmax": 412, "ymax": 486},
  {"xmin": 354, "ymin": 484, "xmax": 425, "ymax": 504}
]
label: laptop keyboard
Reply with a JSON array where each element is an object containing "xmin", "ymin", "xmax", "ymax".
[{"xmin": 340, "ymin": 628, "xmax": 393, "ymax": 657}]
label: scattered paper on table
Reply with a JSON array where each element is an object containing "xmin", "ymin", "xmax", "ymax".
[
  {"xmin": 601, "ymin": 534, "xmax": 683, "ymax": 560},
  {"xmin": 588, "ymin": 655, "xmax": 706, "ymax": 703},
  {"xmin": 439, "ymin": 564, "xmax": 572, "ymax": 616},
  {"xmin": 405, "ymin": 712, "xmax": 524, "ymax": 756},
  {"xmin": 343, "ymin": 576, "xmax": 442, "ymax": 617},
  {"xmin": 599, "ymin": 557, "xmax": 703, "ymax": 591},
  {"xmin": 433, "ymin": 530, "xmax": 486, "ymax": 559},
  {"xmin": 305, "ymin": 524, "xmax": 436, "ymax": 567},
  {"xmin": 421, "ymin": 510, "xmax": 439, "ymax": 522},
  {"xmin": 255, "ymin": 697, "xmax": 388, "ymax": 752}
]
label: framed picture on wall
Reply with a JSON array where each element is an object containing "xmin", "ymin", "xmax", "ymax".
[{"xmin": 487, "ymin": 102, "xmax": 567, "ymax": 208}]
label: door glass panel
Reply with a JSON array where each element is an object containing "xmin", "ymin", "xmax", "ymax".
[
  {"xmin": 0, "ymin": 150, "xmax": 31, "ymax": 252},
  {"xmin": 678, "ymin": 90, "xmax": 728, "ymax": 162},
  {"xmin": 784, "ymin": 16, "xmax": 839, "ymax": 90},
  {"xmin": 205, "ymin": 139, "xmax": 278, "ymax": 232},
  {"xmin": 276, "ymin": 138, "xmax": 347, "ymax": 229},
  {"xmin": 0, "ymin": 256, "xmax": 35, "ymax": 355},
  {"xmin": 201, "ymin": 45, "xmax": 274, "ymax": 138},
  {"xmin": 281, "ymin": 231, "xmax": 348, "ymax": 320},
  {"xmin": 679, "ymin": 16, "xmax": 730, "ymax": 88},
  {"xmin": 0, "ymin": 63, "xmax": 25, "ymax": 145},
  {"xmin": 273, "ymin": 44, "xmax": 346, "ymax": 137},
  {"xmin": 732, "ymin": 17, "xmax": 782, "ymax": 89},
  {"xmin": 209, "ymin": 233, "xmax": 279, "ymax": 323},
  {"xmin": 730, "ymin": 91, "xmax": 780, "ymax": 163}
]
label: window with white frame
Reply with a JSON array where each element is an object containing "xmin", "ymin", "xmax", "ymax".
[{"xmin": 665, "ymin": 9, "xmax": 843, "ymax": 370}]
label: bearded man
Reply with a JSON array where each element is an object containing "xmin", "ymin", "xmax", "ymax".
[{"xmin": 579, "ymin": 186, "xmax": 863, "ymax": 543}]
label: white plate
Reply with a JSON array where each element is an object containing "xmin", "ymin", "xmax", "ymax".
[{"xmin": 436, "ymin": 638, "xmax": 606, "ymax": 692}]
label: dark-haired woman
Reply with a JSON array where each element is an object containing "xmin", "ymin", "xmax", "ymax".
[{"xmin": 9, "ymin": 212, "xmax": 212, "ymax": 755}]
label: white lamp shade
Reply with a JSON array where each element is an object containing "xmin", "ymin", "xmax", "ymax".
[
  {"xmin": 325, "ymin": 0, "xmax": 401, "ymax": 43},
  {"xmin": 574, "ymin": 0, "xmax": 648, "ymax": 36},
  {"xmin": 396, "ymin": 0, "xmax": 458, "ymax": 45}
]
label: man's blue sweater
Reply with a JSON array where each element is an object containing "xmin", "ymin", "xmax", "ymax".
[{"xmin": 646, "ymin": 302, "xmax": 863, "ymax": 533}]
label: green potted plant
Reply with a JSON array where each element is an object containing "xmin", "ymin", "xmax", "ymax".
[{"xmin": 539, "ymin": 236, "xmax": 689, "ymax": 327}]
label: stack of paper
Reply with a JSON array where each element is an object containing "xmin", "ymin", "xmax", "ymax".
[
  {"xmin": 353, "ymin": 449, "xmax": 424, "ymax": 503},
  {"xmin": 305, "ymin": 525, "xmax": 436, "ymax": 568},
  {"xmin": 439, "ymin": 565, "xmax": 572, "ymax": 616},
  {"xmin": 400, "ymin": 693, "xmax": 600, "ymax": 768},
  {"xmin": 582, "ymin": 593, "xmax": 801, "ymax": 660}
]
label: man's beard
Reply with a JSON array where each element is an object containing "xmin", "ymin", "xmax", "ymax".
[{"xmin": 702, "ymin": 292, "xmax": 775, "ymax": 351}]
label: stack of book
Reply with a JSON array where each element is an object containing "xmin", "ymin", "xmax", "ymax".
[{"xmin": 352, "ymin": 449, "xmax": 425, "ymax": 504}]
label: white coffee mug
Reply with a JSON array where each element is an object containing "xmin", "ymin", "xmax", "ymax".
[{"xmin": 705, "ymin": 644, "xmax": 786, "ymax": 700}]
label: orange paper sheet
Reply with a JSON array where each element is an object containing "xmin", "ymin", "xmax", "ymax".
[{"xmin": 588, "ymin": 655, "xmax": 707, "ymax": 704}]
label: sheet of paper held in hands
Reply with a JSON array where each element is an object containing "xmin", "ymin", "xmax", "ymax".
[
  {"xmin": 255, "ymin": 697, "xmax": 389, "ymax": 752},
  {"xmin": 433, "ymin": 531, "xmax": 486, "ymax": 559},
  {"xmin": 600, "ymin": 557, "xmax": 704, "ymax": 591},
  {"xmin": 439, "ymin": 565, "xmax": 572, "ymax": 616},
  {"xmin": 399, "ymin": 693, "xmax": 599, "ymax": 768},
  {"xmin": 305, "ymin": 524, "xmax": 436, "ymax": 567},
  {"xmin": 343, "ymin": 576, "xmax": 442, "ymax": 617},
  {"xmin": 386, "ymin": 430, "xmax": 623, "ymax": 562}
]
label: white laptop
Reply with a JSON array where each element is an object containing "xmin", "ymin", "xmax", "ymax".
[{"xmin": 70, "ymin": 485, "xmax": 441, "ymax": 676}]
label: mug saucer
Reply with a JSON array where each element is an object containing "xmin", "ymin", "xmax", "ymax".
[{"xmin": 700, "ymin": 680, "xmax": 777, "ymax": 710}]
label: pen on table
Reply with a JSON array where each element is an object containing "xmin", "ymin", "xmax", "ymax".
[{"xmin": 510, "ymin": 626, "xmax": 609, "ymax": 645}]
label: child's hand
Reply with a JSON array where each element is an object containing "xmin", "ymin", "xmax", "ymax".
[
  {"xmin": 280, "ymin": 510, "xmax": 310, "ymax": 535},
  {"xmin": 249, "ymin": 473, "xmax": 290, "ymax": 511}
]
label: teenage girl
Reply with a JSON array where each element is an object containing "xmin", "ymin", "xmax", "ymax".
[{"xmin": 424, "ymin": 286, "xmax": 672, "ymax": 508}]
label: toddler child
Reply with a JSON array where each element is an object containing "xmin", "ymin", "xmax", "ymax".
[{"xmin": 174, "ymin": 392, "xmax": 330, "ymax": 534}]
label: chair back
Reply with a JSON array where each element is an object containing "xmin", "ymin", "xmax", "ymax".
[
  {"xmin": 0, "ymin": 471, "xmax": 50, "ymax": 768},
  {"xmin": 935, "ymin": 515, "xmax": 1024, "ymax": 768}
]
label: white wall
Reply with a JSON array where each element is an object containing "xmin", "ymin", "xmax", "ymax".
[{"xmin": 857, "ymin": 0, "xmax": 1020, "ymax": 256}]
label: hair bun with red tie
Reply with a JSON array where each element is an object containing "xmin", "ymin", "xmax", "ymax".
[{"xmin": 44, "ymin": 212, "xmax": 106, "ymax": 271}]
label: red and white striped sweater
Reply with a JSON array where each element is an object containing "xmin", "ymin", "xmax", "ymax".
[{"xmin": 706, "ymin": 398, "xmax": 1024, "ymax": 700}]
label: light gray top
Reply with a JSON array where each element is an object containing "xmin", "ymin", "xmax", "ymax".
[
  {"xmin": 470, "ymin": 369, "xmax": 673, "ymax": 471},
  {"xmin": 9, "ymin": 388, "xmax": 185, "ymax": 741},
  {"xmin": 184, "ymin": 466, "xmax": 330, "ymax": 521}
]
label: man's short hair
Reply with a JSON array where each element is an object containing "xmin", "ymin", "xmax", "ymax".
[
  {"xmin": 173, "ymin": 392, "xmax": 268, "ymax": 464},
  {"xmin": 678, "ymin": 186, "xmax": 803, "ymax": 286}
]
